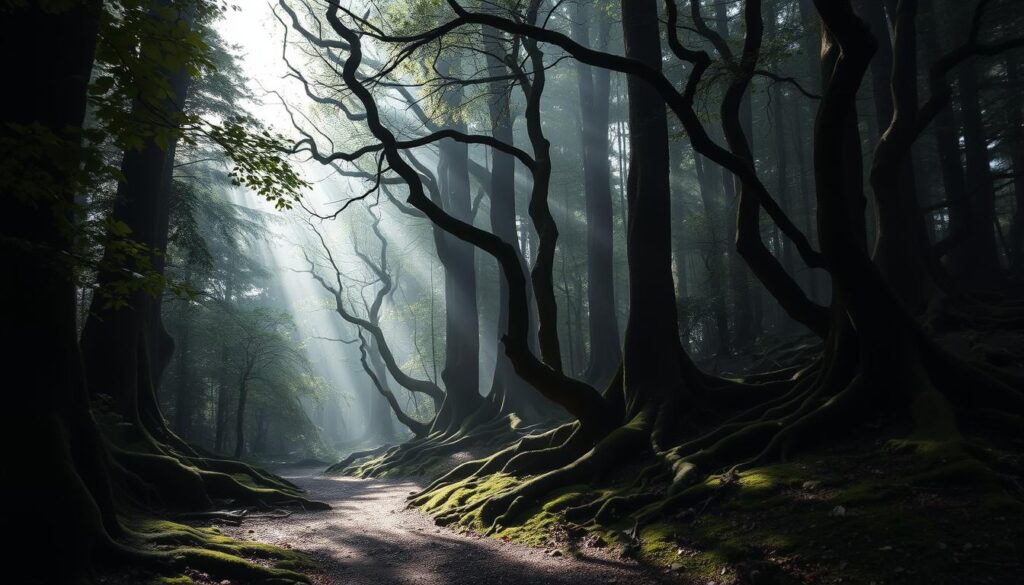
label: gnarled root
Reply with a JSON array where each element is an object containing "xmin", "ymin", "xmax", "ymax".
[{"xmin": 333, "ymin": 407, "xmax": 529, "ymax": 479}]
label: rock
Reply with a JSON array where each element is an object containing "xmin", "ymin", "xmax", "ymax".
[
  {"xmin": 670, "ymin": 563, "xmax": 684, "ymax": 572},
  {"xmin": 829, "ymin": 505, "xmax": 847, "ymax": 517}
]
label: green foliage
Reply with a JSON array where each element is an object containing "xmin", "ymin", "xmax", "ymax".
[
  {"xmin": 208, "ymin": 116, "xmax": 308, "ymax": 210},
  {"xmin": 0, "ymin": 0, "xmax": 310, "ymax": 311}
]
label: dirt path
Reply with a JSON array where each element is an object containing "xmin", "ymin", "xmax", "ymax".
[{"xmin": 224, "ymin": 466, "xmax": 683, "ymax": 585}]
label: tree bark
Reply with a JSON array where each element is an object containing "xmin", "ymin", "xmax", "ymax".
[
  {"xmin": 572, "ymin": 3, "xmax": 621, "ymax": 388},
  {"xmin": 619, "ymin": 0, "xmax": 687, "ymax": 419},
  {"xmin": 857, "ymin": 0, "xmax": 936, "ymax": 308},
  {"xmin": 81, "ymin": 4, "xmax": 195, "ymax": 437},
  {"xmin": 434, "ymin": 56, "xmax": 484, "ymax": 431},
  {"xmin": 3, "ymin": 3, "xmax": 112, "ymax": 580}
]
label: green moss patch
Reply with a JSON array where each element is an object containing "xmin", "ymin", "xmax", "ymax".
[
  {"xmin": 415, "ymin": 439, "xmax": 1024, "ymax": 584},
  {"xmin": 113, "ymin": 516, "xmax": 317, "ymax": 584}
]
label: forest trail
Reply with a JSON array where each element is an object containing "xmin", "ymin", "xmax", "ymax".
[{"xmin": 223, "ymin": 466, "xmax": 682, "ymax": 585}]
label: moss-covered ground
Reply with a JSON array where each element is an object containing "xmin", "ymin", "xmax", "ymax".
[
  {"xmin": 95, "ymin": 517, "xmax": 321, "ymax": 585},
  {"xmin": 415, "ymin": 432, "xmax": 1024, "ymax": 584}
]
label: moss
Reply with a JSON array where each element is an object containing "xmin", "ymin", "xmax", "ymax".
[
  {"xmin": 541, "ymin": 489, "xmax": 587, "ymax": 513},
  {"xmin": 411, "ymin": 434, "xmax": 1023, "ymax": 585},
  {"xmin": 149, "ymin": 576, "xmax": 192, "ymax": 585},
  {"xmin": 230, "ymin": 472, "xmax": 260, "ymax": 489},
  {"xmin": 124, "ymin": 515, "xmax": 315, "ymax": 583}
]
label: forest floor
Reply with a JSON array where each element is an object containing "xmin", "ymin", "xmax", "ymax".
[
  {"xmin": 205, "ymin": 433, "xmax": 1023, "ymax": 585},
  {"xmin": 216, "ymin": 463, "xmax": 682, "ymax": 585}
]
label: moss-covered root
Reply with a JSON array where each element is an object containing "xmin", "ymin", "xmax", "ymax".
[
  {"xmin": 415, "ymin": 423, "xmax": 580, "ymax": 498},
  {"xmin": 116, "ymin": 449, "xmax": 329, "ymax": 511},
  {"xmin": 481, "ymin": 419, "xmax": 650, "ymax": 531},
  {"xmin": 343, "ymin": 413, "xmax": 526, "ymax": 479},
  {"xmin": 116, "ymin": 518, "xmax": 315, "ymax": 584},
  {"xmin": 325, "ymin": 443, "xmax": 393, "ymax": 473}
]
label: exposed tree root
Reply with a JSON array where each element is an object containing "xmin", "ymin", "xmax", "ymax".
[
  {"xmin": 95, "ymin": 402, "xmax": 327, "ymax": 513},
  {"xmin": 326, "ymin": 401, "xmax": 535, "ymax": 478},
  {"xmin": 409, "ymin": 340, "xmax": 1023, "ymax": 552},
  {"xmin": 101, "ymin": 517, "xmax": 315, "ymax": 584},
  {"xmin": 325, "ymin": 443, "xmax": 393, "ymax": 473},
  {"xmin": 113, "ymin": 447, "xmax": 328, "ymax": 511}
]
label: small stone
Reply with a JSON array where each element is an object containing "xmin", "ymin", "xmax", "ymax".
[
  {"xmin": 670, "ymin": 563, "xmax": 684, "ymax": 572},
  {"xmin": 248, "ymin": 529, "xmax": 254, "ymax": 534},
  {"xmin": 220, "ymin": 581, "xmax": 232, "ymax": 585},
  {"xmin": 829, "ymin": 505, "xmax": 847, "ymax": 517},
  {"xmin": 721, "ymin": 567, "xmax": 728, "ymax": 575}
]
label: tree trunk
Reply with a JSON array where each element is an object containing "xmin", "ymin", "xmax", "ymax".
[
  {"xmin": 80, "ymin": 4, "xmax": 195, "ymax": 438},
  {"xmin": 172, "ymin": 308, "xmax": 194, "ymax": 440},
  {"xmin": 857, "ymin": 0, "xmax": 935, "ymax": 308},
  {"xmin": 234, "ymin": 373, "xmax": 250, "ymax": 459},
  {"xmin": 3, "ymin": 3, "xmax": 113, "ymax": 581},
  {"xmin": 694, "ymin": 153, "xmax": 731, "ymax": 354},
  {"xmin": 482, "ymin": 22, "xmax": 550, "ymax": 421},
  {"xmin": 367, "ymin": 336, "xmax": 400, "ymax": 441},
  {"xmin": 619, "ymin": 0, "xmax": 687, "ymax": 420},
  {"xmin": 434, "ymin": 56, "xmax": 483, "ymax": 432},
  {"xmin": 572, "ymin": 3, "xmax": 621, "ymax": 388}
]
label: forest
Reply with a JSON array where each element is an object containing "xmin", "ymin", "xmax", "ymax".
[{"xmin": 3, "ymin": 0, "xmax": 1024, "ymax": 583}]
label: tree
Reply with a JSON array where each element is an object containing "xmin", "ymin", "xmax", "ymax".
[{"xmin": 2, "ymin": 2, "xmax": 322, "ymax": 582}]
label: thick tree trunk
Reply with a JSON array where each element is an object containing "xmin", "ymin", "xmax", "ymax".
[
  {"xmin": 857, "ymin": 0, "xmax": 936, "ymax": 308},
  {"xmin": 619, "ymin": 0, "xmax": 687, "ymax": 420},
  {"xmin": 482, "ymin": 23, "xmax": 550, "ymax": 421},
  {"xmin": 572, "ymin": 4, "xmax": 621, "ymax": 388},
  {"xmin": 434, "ymin": 57, "xmax": 483, "ymax": 432},
  {"xmin": 367, "ymin": 336, "xmax": 400, "ymax": 441},
  {"xmin": 3, "ymin": 3, "xmax": 112, "ymax": 581},
  {"xmin": 80, "ymin": 5, "xmax": 194, "ymax": 435}
]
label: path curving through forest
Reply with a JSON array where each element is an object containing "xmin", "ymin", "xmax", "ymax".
[{"xmin": 223, "ymin": 466, "xmax": 683, "ymax": 585}]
